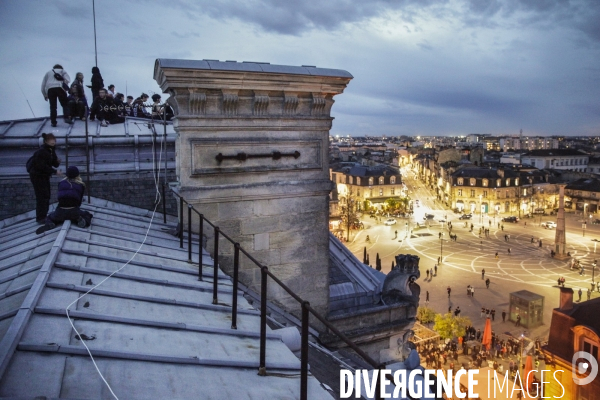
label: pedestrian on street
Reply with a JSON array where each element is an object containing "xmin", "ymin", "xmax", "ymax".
[
  {"xmin": 430, "ymin": 268, "xmax": 434, "ymax": 278},
  {"xmin": 482, "ymin": 269, "xmax": 485, "ymax": 279},
  {"xmin": 507, "ymin": 234, "xmax": 510, "ymax": 241},
  {"xmin": 508, "ymin": 248, "xmax": 511, "ymax": 255},
  {"xmin": 495, "ymin": 252, "xmax": 499, "ymax": 259},
  {"xmin": 471, "ymin": 287, "xmax": 474, "ymax": 297},
  {"xmin": 501, "ymin": 224, "xmax": 504, "ymax": 231},
  {"xmin": 498, "ymin": 222, "xmax": 500, "ymax": 229},
  {"xmin": 434, "ymin": 264, "xmax": 438, "ymax": 276},
  {"xmin": 489, "ymin": 220, "xmax": 491, "ymax": 227},
  {"xmin": 426, "ymin": 269, "xmax": 430, "ymax": 279},
  {"xmin": 486, "ymin": 278, "xmax": 490, "ymax": 289},
  {"xmin": 467, "ymin": 285, "xmax": 471, "ymax": 296},
  {"xmin": 447, "ymin": 286, "xmax": 451, "ymax": 298},
  {"xmin": 587, "ymin": 289, "xmax": 591, "ymax": 300},
  {"xmin": 491, "ymin": 309, "xmax": 496, "ymax": 321},
  {"xmin": 438, "ymin": 256, "xmax": 441, "ymax": 264},
  {"xmin": 515, "ymin": 314, "xmax": 521, "ymax": 327},
  {"xmin": 539, "ymin": 239, "xmax": 542, "ymax": 247},
  {"xmin": 502, "ymin": 310, "xmax": 506, "ymax": 322},
  {"xmin": 481, "ymin": 307, "xmax": 485, "ymax": 318},
  {"xmin": 531, "ymin": 236, "xmax": 534, "ymax": 243},
  {"xmin": 578, "ymin": 288, "xmax": 582, "ymax": 302},
  {"xmin": 426, "ymin": 291, "xmax": 430, "ymax": 303}
]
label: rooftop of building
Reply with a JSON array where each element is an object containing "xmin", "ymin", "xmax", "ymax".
[
  {"xmin": 522, "ymin": 149, "xmax": 588, "ymax": 157},
  {"xmin": 565, "ymin": 178, "xmax": 600, "ymax": 192},
  {"xmin": 0, "ymin": 198, "xmax": 334, "ymax": 399}
]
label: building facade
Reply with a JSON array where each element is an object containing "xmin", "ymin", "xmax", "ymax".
[{"xmin": 521, "ymin": 149, "xmax": 589, "ymax": 171}]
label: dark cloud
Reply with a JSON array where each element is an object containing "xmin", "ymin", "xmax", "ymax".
[{"xmin": 175, "ymin": 0, "xmax": 443, "ymax": 35}]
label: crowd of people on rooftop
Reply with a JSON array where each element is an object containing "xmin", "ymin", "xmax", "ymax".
[{"xmin": 41, "ymin": 64, "xmax": 173, "ymax": 128}]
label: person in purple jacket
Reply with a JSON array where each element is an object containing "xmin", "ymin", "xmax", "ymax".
[{"xmin": 37, "ymin": 166, "xmax": 93, "ymax": 233}]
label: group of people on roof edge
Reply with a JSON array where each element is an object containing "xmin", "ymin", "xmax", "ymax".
[
  {"xmin": 28, "ymin": 132, "xmax": 93, "ymax": 233},
  {"xmin": 41, "ymin": 64, "xmax": 173, "ymax": 128}
]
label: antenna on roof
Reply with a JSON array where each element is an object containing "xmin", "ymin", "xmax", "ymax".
[
  {"xmin": 13, "ymin": 74, "xmax": 35, "ymax": 117},
  {"xmin": 92, "ymin": 0, "xmax": 98, "ymax": 67}
]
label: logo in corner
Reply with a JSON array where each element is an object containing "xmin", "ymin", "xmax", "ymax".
[{"xmin": 572, "ymin": 351, "xmax": 598, "ymax": 386}]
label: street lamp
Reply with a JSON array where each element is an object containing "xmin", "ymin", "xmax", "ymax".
[{"xmin": 584, "ymin": 203, "xmax": 588, "ymax": 237}]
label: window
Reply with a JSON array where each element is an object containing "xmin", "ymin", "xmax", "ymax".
[
  {"xmin": 458, "ymin": 189, "xmax": 463, "ymax": 196},
  {"xmin": 368, "ymin": 177, "xmax": 374, "ymax": 185},
  {"xmin": 379, "ymin": 177, "xmax": 385, "ymax": 185},
  {"xmin": 583, "ymin": 340, "xmax": 598, "ymax": 362},
  {"xmin": 593, "ymin": 193, "xmax": 596, "ymax": 198},
  {"xmin": 551, "ymin": 159, "xmax": 554, "ymax": 166},
  {"xmin": 390, "ymin": 176, "xmax": 396, "ymax": 184},
  {"xmin": 356, "ymin": 177, "xmax": 361, "ymax": 185},
  {"xmin": 515, "ymin": 178, "xmax": 519, "ymax": 186},
  {"xmin": 379, "ymin": 188, "xmax": 383, "ymax": 196},
  {"xmin": 457, "ymin": 178, "xmax": 464, "ymax": 185},
  {"xmin": 497, "ymin": 179, "xmax": 501, "ymax": 187},
  {"xmin": 470, "ymin": 190, "xmax": 475, "ymax": 197},
  {"xmin": 470, "ymin": 178, "xmax": 476, "ymax": 186},
  {"xmin": 506, "ymin": 179, "xmax": 511, "ymax": 186},
  {"xmin": 391, "ymin": 188, "xmax": 395, "ymax": 195},
  {"xmin": 483, "ymin": 179, "xmax": 488, "ymax": 187},
  {"xmin": 483, "ymin": 191, "xmax": 488, "ymax": 198}
]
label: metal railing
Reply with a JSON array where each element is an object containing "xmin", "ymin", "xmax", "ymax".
[{"xmin": 169, "ymin": 190, "xmax": 382, "ymax": 400}]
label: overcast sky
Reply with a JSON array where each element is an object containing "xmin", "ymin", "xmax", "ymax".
[{"xmin": 1, "ymin": 0, "xmax": 599, "ymax": 137}]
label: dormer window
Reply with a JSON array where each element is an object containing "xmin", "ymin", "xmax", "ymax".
[
  {"xmin": 368, "ymin": 177, "xmax": 374, "ymax": 186},
  {"xmin": 496, "ymin": 179, "xmax": 501, "ymax": 187},
  {"xmin": 482, "ymin": 179, "xmax": 488, "ymax": 187},
  {"xmin": 470, "ymin": 178, "xmax": 476, "ymax": 186},
  {"xmin": 506, "ymin": 178, "xmax": 511, "ymax": 186},
  {"xmin": 357, "ymin": 177, "xmax": 361, "ymax": 185},
  {"xmin": 349, "ymin": 176, "xmax": 353, "ymax": 184},
  {"xmin": 379, "ymin": 177, "xmax": 385, "ymax": 185},
  {"xmin": 457, "ymin": 178, "xmax": 464, "ymax": 185},
  {"xmin": 390, "ymin": 176, "xmax": 396, "ymax": 184},
  {"xmin": 515, "ymin": 178, "xmax": 519, "ymax": 186}
]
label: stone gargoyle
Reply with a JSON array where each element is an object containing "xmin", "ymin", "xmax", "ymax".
[{"xmin": 381, "ymin": 254, "xmax": 420, "ymax": 306}]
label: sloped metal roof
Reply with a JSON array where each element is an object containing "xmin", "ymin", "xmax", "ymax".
[
  {"xmin": 0, "ymin": 198, "xmax": 332, "ymax": 399},
  {"xmin": 0, "ymin": 117, "xmax": 176, "ymax": 178}
]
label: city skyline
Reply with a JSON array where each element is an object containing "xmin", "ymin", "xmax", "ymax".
[{"xmin": 1, "ymin": 0, "xmax": 599, "ymax": 136}]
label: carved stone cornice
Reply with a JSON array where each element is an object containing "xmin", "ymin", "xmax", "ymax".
[
  {"xmin": 222, "ymin": 90, "xmax": 239, "ymax": 116},
  {"xmin": 189, "ymin": 89, "xmax": 206, "ymax": 115},
  {"xmin": 311, "ymin": 93, "xmax": 326, "ymax": 116},
  {"xmin": 283, "ymin": 93, "xmax": 299, "ymax": 115},
  {"xmin": 253, "ymin": 91, "xmax": 269, "ymax": 116}
]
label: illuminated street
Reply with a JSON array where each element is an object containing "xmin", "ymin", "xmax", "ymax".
[{"xmin": 344, "ymin": 166, "xmax": 600, "ymax": 339}]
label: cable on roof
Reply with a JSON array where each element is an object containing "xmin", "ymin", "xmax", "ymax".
[{"xmin": 64, "ymin": 121, "xmax": 166, "ymax": 400}]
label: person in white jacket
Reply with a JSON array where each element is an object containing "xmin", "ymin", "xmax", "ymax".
[{"xmin": 41, "ymin": 64, "xmax": 72, "ymax": 127}]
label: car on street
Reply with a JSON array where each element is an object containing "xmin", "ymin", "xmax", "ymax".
[
  {"xmin": 459, "ymin": 214, "xmax": 472, "ymax": 220},
  {"xmin": 502, "ymin": 216, "xmax": 519, "ymax": 223},
  {"xmin": 384, "ymin": 218, "xmax": 397, "ymax": 226},
  {"xmin": 423, "ymin": 214, "xmax": 435, "ymax": 220},
  {"xmin": 541, "ymin": 221, "xmax": 557, "ymax": 229},
  {"xmin": 592, "ymin": 219, "xmax": 600, "ymax": 225}
]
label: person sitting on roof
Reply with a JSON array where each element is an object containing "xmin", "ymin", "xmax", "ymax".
[
  {"xmin": 37, "ymin": 166, "xmax": 93, "ymax": 234},
  {"xmin": 113, "ymin": 93, "xmax": 127, "ymax": 117},
  {"xmin": 107, "ymin": 84, "xmax": 116, "ymax": 98},
  {"xmin": 89, "ymin": 88, "xmax": 124, "ymax": 126},
  {"xmin": 133, "ymin": 93, "xmax": 151, "ymax": 118},
  {"xmin": 67, "ymin": 86, "xmax": 87, "ymax": 120},
  {"xmin": 150, "ymin": 94, "xmax": 174, "ymax": 120}
]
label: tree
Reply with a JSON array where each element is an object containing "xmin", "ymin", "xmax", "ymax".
[
  {"xmin": 433, "ymin": 313, "xmax": 472, "ymax": 340},
  {"xmin": 340, "ymin": 187, "xmax": 360, "ymax": 241},
  {"xmin": 417, "ymin": 306, "xmax": 437, "ymax": 326},
  {"xmin": 385, "ymin": 198, "xmax": 399, "ymax": 212}
]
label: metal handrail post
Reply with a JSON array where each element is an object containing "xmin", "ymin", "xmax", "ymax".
[
  {"xmin": 85, "ymin": 107, "xmax": 90, "ymax": 203},
  {"xmin": 187, "ymin": 204, "xmax": 192, "ymax": 263},
  {"xmin": 231, "ymin": 243, "xmax": 240, "ymax": 330},
  {"xmin": 212, "ymin": 226, "xmax": 220, "ymax": 305},
  {"xmin": 163, "ymin": 107, "xmax": 168, "ymax": 181},
  {"xmin": 198, "ymin": 214, "xmax": 204, "ymax": 281},
  {"xmin": 179, "ymin": 196, "xmax": 183, "ymax": 248},
  {"xmin": 258, "ymin": 266, "xmax": 268, "ymax": 376},
  {"xmin": 162, "ymin": 183, "xmax": 166, "ymax": 224},
  {"xmin": 65, "ymin": 135, "xmax": 69, "ymax": 169},
  {"xmin": 300, "ymin": 301, "xmax": 310, "ymax": 400}
]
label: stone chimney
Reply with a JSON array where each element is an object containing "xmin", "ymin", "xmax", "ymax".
[
  {"xmin": 154, "ymin": 59, "xmax": 352, "ymax": 318},
  {"xmin": 559, "ymin": 286, "xmax": 573, "ymax": 311}
]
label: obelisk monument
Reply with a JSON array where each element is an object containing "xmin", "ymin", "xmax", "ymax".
[{"xmin": 554, "ymin": 184, "xmax": 568, "ymax": 259}]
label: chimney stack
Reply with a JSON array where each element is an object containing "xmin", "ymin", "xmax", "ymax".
[{"xmin": 559, "ymin": 286, "xmax": 573, "ymax": 311}]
